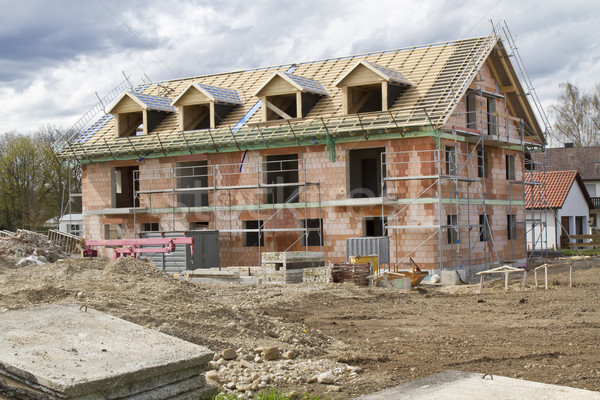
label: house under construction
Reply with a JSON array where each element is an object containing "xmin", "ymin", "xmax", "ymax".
[{"xmin": 57, "ymin": 25, "xmax": 550, "ymax": 276}]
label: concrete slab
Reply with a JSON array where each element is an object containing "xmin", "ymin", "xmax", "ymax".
[
  {"xmin": 353, "ymin": 370, "xmax": 600, "ymax": 400},
  {"xmin": 0, "ymin": 304, "xmax": 214, "ymax": 399}
]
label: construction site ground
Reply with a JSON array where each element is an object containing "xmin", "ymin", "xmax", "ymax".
[{"xmin": 1, "ymin": 254, "xmax": 600, "ymax": 398}]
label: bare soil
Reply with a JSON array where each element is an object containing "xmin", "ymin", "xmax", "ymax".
[{"xmin": 1, "ymin": 256, "xmax": 600, "ymax": 398}]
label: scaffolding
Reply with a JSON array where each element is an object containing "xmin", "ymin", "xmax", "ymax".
[{"xmin": 132, "ymin": 155, "xmax": 323, "ymax": 266}]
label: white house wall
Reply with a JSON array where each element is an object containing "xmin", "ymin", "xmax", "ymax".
[{"xmin": 527, "ymin": 182, "xmax": 589, "ymax": 250}]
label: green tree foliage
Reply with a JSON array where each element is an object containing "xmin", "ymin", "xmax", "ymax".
[
  {"xmin": 550, "ymin": 82, "xmax": 600, "ymax": 147},
  {"xmin": 0, "ymin": 126, "xmax": 78, "ymax": 231}
]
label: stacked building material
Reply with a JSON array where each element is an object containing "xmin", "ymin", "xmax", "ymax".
[
  {"xmin": 0, "ymin": 304, "xmax": 216, "ymax": 399},
  {"xmin": 331, "ymin": 263, "xmax": 369, "ymax": 286},
  {"xmin": 262, "ymin": 252, "xmax": 324, "ymax": 284}
]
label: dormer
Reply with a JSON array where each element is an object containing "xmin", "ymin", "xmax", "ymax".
[
  {"xmin": 108, "ymin": 92, "xmax": 176, "ymax": 137},
  {"xmin": 172, "ymin": 83, "xmax": 242, "ymax": 131},
  {"xmin": 334, "ymin": 60, "xmax": 413, "ymax": 115},
  {"xmin": 254, "ymin": 72, "xmax": 327, "ymax": 122}
]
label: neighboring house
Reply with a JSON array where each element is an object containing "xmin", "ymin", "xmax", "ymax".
[
  {"xmin": 531, "ymin": 145, "xmax": 600, "ymax": 233},
  {"xmin": 525, "ymin": 170, "xmax": 592, "ymax": 250},
  {"xmin": 57, "ymin": 33, "xmax": 545, "ymax": 273},
  {"xmin": 58, "ymin": 214, "xmax": 83, "ymax": 237}
]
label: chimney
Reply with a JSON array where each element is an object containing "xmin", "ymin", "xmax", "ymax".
[{"xmin": 565, "ymin": 143, "xmax": 574, "ymax": 148}]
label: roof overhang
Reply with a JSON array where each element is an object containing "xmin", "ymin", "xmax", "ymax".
[{"xmin": 487, "ymin": 40, "xmax": 544, "ymax": 143}]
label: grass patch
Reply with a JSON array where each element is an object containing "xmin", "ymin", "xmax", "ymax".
[{"xmin": 558, "ymin": 248, "xmax": 600, "ymax": 256}]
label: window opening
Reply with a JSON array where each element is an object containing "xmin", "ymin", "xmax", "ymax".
[
  {"xmin": 348, "ymin": 147, "xmax": 385, "ymax": 198},
  {"xmin": 112, "ymin": 166, "xmax": 139, "ymax": 208},
  {"xmin": 177, "ymin": 161, "xmax": 209, "ymax": 207},
  {"xmin": 302, "ymin": 218, "xmax": 323, "ymax": 246},
  {"xmin": 265, "ymin": 154, "xmax": 299, "ymax": 204},
  {"xmin": 363, "ymin": 216, "xmax": 387, "ymax": 237},
  {"xmin": 447, "ymin": 215, "xmax": 458, "ymax": 244},
  {"xmin": 244, "ymin": 220, "xmax": 263, "ymax": 247}
]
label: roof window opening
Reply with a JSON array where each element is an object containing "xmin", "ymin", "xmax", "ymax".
[
  {"xmin": 335, "ymin": 60, "xmax": 412, "ymax": 115},
  {"xmin": 172, "ymin": 83, "xmax": 242, "ymax": 131},
  {"xmin": 255, "ymin": 72, "xmax": 327, "ymax": 122},
  {"xmin": 181, "ymin": 104, "xmax": 211, "ymax": 131},
  {"xmin": 265, "ymin": 93, "xmax": 298, "ymax": 120},
  {"xmin": 109, "ymin": 92, "xmax": 175, "ymax": 137},
  {"xmin": 116, "ymin": 111, "xmax": 143, "ymax": 138}
]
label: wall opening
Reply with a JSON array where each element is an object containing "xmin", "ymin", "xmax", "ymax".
[
  {"xmin": 112, "ymin": 166, "xmax": 139, "ymax": 208},
  {"xmin": 177, "ymin": 161, "xmax": 209, "ymax": 207},
  {"xmin": 363, "ymin": 216, "xmax": 386, "ymax": 237},
  {"xmin": 265, "ymin": 94, "xmax": 297, "ymax": 121},
  {"xmin": 264, "ymin": 154, "xmax": 299, "ymax": 204},
  {"xmin": 244, "ymin": 220, "xmax": 263, "ymax": 247},
  {"xmin": 302, "ymin": 218, "xmax": 323, "ymax": 246},
  {"xmin": 348, "ymin": 147, "xmax": 385, "ymax": 198}
]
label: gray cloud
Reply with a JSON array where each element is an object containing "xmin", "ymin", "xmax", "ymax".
[{"xmin": 1, "ymin": 0, "xmax": 599, "ymax": 135}]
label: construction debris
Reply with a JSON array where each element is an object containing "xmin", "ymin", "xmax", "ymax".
[
  {"xmin": 0, "ymin": 304, "xmax": 216, "ymax": 399},
  {"xmin": 0, "ymin": 230, "xmax": 70, "ymax": 266}
]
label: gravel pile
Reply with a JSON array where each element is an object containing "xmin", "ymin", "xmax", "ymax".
[{"xmin": 205, "ymin": 346, "xmax": 365, "ymax": 398}]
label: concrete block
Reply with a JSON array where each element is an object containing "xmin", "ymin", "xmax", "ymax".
[
  {"xmin": 441, "ymin": 270, "xmax": 467, "ymax": 286},
  {"xmin": 0, "ymin": 304, "xmax": 215, "ymax": 399}
]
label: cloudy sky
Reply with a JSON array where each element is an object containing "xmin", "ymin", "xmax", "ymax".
[{"xmin": 1, "ymin": 0, "xmax": 599, "ymax": 142}]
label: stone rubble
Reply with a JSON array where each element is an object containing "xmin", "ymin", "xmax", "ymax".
[
  {"xmin": 0, "ymin": 230, "xmax": 70, "ymax": 265},
  {"xmin": 205, "ymin": 346, "xmax": 364, "ymax": 398}
]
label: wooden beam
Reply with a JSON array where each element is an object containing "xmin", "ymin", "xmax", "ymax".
[
  {"xmin": 382, "ymin": 81, "xmax": 388, "ymax": 111},
  {"xmin": 266, "ymin": 99, "xmax": 293, "ymax": 119},
  {"xmin": 296, "ymin": 92, "xmax": 302, "ymax": 119},
  {"xmin": 499, "ymin": 85, "xmax": 515, "ymax": 93},
  {"xmin": 348, "ymin": 88, "xmax": 372, "ymax": 114}
]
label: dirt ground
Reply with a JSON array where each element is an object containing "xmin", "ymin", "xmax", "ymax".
[{"xmin": 1, "ymin": 255, "xmax": 600, "ymax": 398}]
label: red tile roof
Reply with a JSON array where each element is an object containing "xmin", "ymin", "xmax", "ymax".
[{"xmin": 525, "ymin": 170, "xmax": 592, "ymax": 209}]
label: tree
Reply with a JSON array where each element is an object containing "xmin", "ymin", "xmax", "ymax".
[
  {"xmin": 550, "ymin": 82, "xmax": 600, "ymax": 147},
  {"xmin": 0, "ymin": 126, "xmax": 80, "ymax": 231}
]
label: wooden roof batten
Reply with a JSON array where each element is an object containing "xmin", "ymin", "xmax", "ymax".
[{"xmin": 58, "ymin": 33, "xmax": 546, "ymax": 162}]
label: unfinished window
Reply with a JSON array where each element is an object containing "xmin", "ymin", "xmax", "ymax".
[
  {"xmin": 335, "ymin": 61, "xmax": 412, "ymax": 115},
  {"xmin": 302, "ymin": 219, "xmax": 323, "ymax": 246},
  {"xmin": 506, "ymin": 154, "xmax": 516, "ymax": 180},
  {"xmin": 478, "ymin": 150, "xmax": 488, "ymax": 178},
  {"xmin": 190, "ymin": 221, "xmax": 210, "ymax": 230},
  {"xmin": 181, "ymin": 104, "xmax": 211, "ymax": 130},
  {"xmin": 116, "ymin": 112, "xmax": 144, "ymax": 137},
  {"xmin": 348, "ymin": 147, "xmax": 385, "ymax": 198},
  {"xmin": 487, "ymin": 98, "xmax": 497, "ymax": 135},
  {"xmin": 173, "ymin": 83, "xmax": 241, "ymax": 130},
  {"xmin": 177, "ymin": 161, "xmax": 209, "ymax": 207},
  {"xmin": 104, "ymin": 224, "xmax": 122, "ymax": 240},
  {"xmin": 363, "ymin": 217, "xmax": 387, "ymax": 237},
  {"xmin": 244, "ymin": 220, "xmax": 263, "ymax": 247},
  {"xmin": 479, "ymin": 215, "xmax": 491, "ymax": 242},
  {"xmin": 445, "ymin": 146, "xmax": 457, "ymax": 176},
  {"xmin": 507, "ymin": 214, "xmax": 517, "ymax": 240},
  {"xmin": 447, "ymin": 215, "xmax": 458, "ymax": 244},
  {"xmin": 255, "ymin": 72, "xmax": 326, "ymax": 122},
  {"xmin": 140, "ymin": 222, "xmax": 159, "ymax": 233},
  {"xmin": 111, "ymin": 166, "xmax": 139, "ymax": 208},
  {"xmin": 265, "ymin": 154, "xmax": 299, "ymax": 204},
  {"xmin": 466, "ymin": 92, "xmax": 478, "ymax": 129}
]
